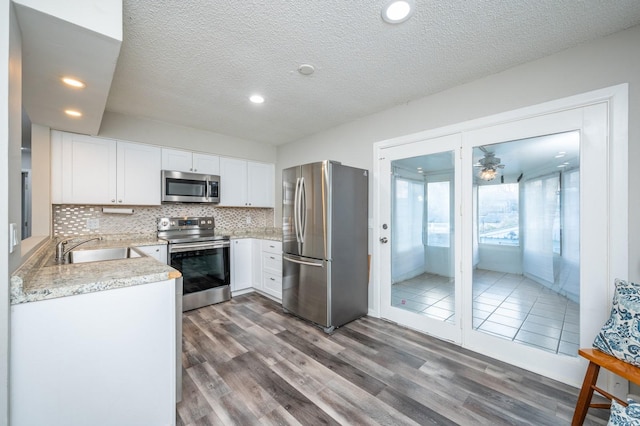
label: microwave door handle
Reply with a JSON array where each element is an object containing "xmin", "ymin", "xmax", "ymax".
[{"xmin": 205, "ymin": 180, "xmax": 212, "ymax": 200}]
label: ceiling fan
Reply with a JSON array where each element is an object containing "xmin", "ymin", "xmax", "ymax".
[{"xmin": 474, "ymin": 146, "xmax": 505, "ymax": 181}]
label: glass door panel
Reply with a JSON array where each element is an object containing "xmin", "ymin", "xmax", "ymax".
[
  {"xmin": 391, "ymin": 153, "xmax": 455, "ymax": 322},
  {"xmin": 471, "ymin": 131, "xmax": 580, "ymax": 356}
]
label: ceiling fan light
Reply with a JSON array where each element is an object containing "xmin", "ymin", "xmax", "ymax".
[{"xmin": 479, "ymin": 167, "xmax": 497, "ymax": 181}]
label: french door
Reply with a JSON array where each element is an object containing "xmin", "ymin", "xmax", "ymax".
[
  {"xmin": 379, "ymin": 133, "xmax": 462, "ymax": 343},
  {"xmin": 374, "ymin": 90, "xmax": 627, "ymax": 388}
]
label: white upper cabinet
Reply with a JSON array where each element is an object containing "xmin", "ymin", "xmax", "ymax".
[
  {"xmin": 247, "ymin": 161, "xmax": 275, "ymax": 208},
  {"xmin": 161, "ymin": 148, "xmax": 220, "ymax": 175},
  {"xmin": 193, "ymin": 153, "xmax": 220, "ymax": 175},
  {"xmin": 117, "ymin": 142, "xmax": 162, "ymax": 205},
  {"xmin": 52, "ymin": 131, "xmax": 161, "ymax": 205},
  {"xmin": 219, "ymin": 157, "xmax": 247, "ymax": 207},
  {"xmin": 219, "ymin": 157, "xmax": 274, "ymax": 207}
]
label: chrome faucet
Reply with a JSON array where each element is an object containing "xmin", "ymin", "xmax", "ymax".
[{"xmin": 55, "ymin": 236, "xmax": 103, "ymax": 264}]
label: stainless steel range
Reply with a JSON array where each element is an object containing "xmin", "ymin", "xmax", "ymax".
[{"xmin": 158, "ymin": 217, "xmax": 230, "ymax": 311}]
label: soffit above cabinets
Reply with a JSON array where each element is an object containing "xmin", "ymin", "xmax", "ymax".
[{"xmin": 15, "ymin": 0, "xmax": 122, "ymax": 135}]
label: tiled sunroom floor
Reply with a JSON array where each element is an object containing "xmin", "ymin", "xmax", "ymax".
[{"xmin": 391, "ymin": 269, "xmax": 580, "ymax": 356}]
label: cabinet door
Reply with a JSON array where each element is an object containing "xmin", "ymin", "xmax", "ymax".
[
  {"xmin": 61, "ymin": 132, "xmax": 117, "ymax": 204},
  {"xmin": 251, "ymin": 240, "xmax": 262, "ymax": 290},
  {"xmin": 135, "ymin": 244, "xmax": 168, "ymax": 263},
  {"xmin": 192, "ymin": 153, "xmax": 220, "ymax": 175},
  {"xmin": 117, "ymin": 142, "xmax": 162, "ymax": 205},
  {"xmin": 231, "ymin": 239, "xmax": 252, "ymax": 292},
  {"xmin": 247, "ymin": 162, "xmax": 275, "ymax": 207},
  {"xmin": 161, "ymin": 148, "xmax": 193, "ymax": 172},
  {"xmin": 219, "ymin": 157, "xmax": 248, "ymax": 206}
]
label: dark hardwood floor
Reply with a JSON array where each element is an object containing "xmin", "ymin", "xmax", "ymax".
[{"xmin": 177, "ymin": 293, "xmax": 609, "ymax": 425}]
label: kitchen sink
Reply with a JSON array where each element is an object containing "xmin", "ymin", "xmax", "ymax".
[{"xmin": 67, "ymin": 247, "xmax": 144, "ymax": 264}]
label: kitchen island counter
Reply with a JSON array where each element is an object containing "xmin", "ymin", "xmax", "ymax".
[{"xmin": 10, "ymin": 235, "xmax": 180, "ymax": 305}]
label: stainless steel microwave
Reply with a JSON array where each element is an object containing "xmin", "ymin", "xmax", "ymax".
[{"xmin": 161, "ymin": 170, "xmax": 220, "ymax": 203}]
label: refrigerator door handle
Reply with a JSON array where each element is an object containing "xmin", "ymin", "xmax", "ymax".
[
  {"xmin": 283, "ymin": 255, "xmax": 323, "ymax": 267},
  {"xmin": 294, "ymin": 177, "xmax": 301, "ymax": 243},
  {"xmin": 299, "ymin": 176, "xmax": 306, "ymax": 243}
]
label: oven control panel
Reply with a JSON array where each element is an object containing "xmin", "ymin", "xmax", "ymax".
[{"xmin": 157, "ymin": 216, "xmax": 215, "ymax": 231}]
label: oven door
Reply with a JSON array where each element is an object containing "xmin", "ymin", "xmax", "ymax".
[{"xmin": 169, "ymin": 241, "xmax": 230, "ymax": 310}]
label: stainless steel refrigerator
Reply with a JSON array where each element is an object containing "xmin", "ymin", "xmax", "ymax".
[{"xmin": 282, "ymin": 160, "xmax": 368, "ymax": 333}]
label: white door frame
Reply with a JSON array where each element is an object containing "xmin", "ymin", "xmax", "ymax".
[{"xmin": 372, "ymin": 84, "xmax": 628, "ymax": 388}]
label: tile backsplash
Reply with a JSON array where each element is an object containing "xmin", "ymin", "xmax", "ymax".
[{"xmin": 53, "ymin": 204, "xmax": 275, "ymax": 237}]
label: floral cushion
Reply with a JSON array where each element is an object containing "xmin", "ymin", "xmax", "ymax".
[
  {"xmin": 593, "ymin": 279, "xmax": 640, "ymax": 366},
  {"xmin": 608, "ymin": 399, "xmax": 640, "ymax": 426}
]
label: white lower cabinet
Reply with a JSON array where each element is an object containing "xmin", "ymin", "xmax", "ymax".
[
  {"xmin": 10, "ymin": 279, "xmax": 177, "ymax": 426},
  {"xmin": 260, "ymin": 240, "xmax": 282, "ymax": 300},
  {"xmin": 135, "ymin": 244, "xmax": 168, "ymax": 263},
  {"xmin": 231, "ymin": 238, "xmax": 253, "ymax": 293},
  {"xmin": 230, "ymin": 238, "xmax": 282, "ymax": 300}
]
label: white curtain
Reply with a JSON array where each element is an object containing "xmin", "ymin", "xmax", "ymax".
[
  {"xmin": 559, "ymin": 169, "xmax": 580, "ymax": 301},
  {"xmin": 392, "ymin": 176, "xmax": 425, "ymax": 283},
  {"xmin": 523, "ymin": 174, "xmax": 559, "ymax": 284}
]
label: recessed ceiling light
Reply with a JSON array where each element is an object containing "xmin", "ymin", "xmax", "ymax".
[
  {"xmin": 65, "ymin": 109, "xmax": 82, "ymax": 117},
  {"xmin": 381, "ymin": 0, "xmax": 415, "ymax": 24},
  {"xmin": 62, "ymin": 77, "xmax": 86, "ymax": 89},
  {"xmin": 249, "ymin": 94, "xmax": 265, "ymax": 104}
]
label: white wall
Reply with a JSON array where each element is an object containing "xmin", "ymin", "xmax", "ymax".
[
  {"xmin": 99, "ymin": 111, "xmax": 277, "ymax": 163},
  {"xmin": 1, "ymin": 0, "xmax": 22, "ymax": 421},
  {"xmin": 276, "ymin": 25, "xmax": 640, "ymax": 285}
]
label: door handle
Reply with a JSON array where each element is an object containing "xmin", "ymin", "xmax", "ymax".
[{"xmin": 380, "ymin": 237, "xmax": 388, "ymax": 243}]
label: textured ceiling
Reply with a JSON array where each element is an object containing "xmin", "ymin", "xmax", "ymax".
[{"xmin": 106, "ymin": 1, "xmax": 640, "ymax": 146}]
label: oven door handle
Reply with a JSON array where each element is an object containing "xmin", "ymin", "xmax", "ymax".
[{"xmin": 170, "ymin": 242, "xmax": 230, "ymax": 252}]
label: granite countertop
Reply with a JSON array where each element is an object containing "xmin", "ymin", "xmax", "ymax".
[
  {"xmin": 222, "ymin": 227, "xmax": 282, "ymax": 241},
  {"xmin": 11, "ymin": 235, "xmax": 180, "ymax": 305}
]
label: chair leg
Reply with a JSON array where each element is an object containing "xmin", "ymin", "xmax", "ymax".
[{"xmin": 572, "ymin": 361, "xmax": 601, "ymax": 426}]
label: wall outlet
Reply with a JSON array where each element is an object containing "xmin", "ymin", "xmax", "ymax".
[{"xmin": 86, "ymin": 218, "xmax": 100, "ymax": 230}]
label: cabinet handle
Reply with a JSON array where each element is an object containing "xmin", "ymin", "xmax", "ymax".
[
  {"xmin": 118, "ymin": 200, "xmax": 122, "ymax": 203},
  {"xmin": 270, "ymin": 256, "xmax": 275, "ymax": 259},
  {"xmin": 194, "ymin": 169, "xmax": 197, "ymax": 172},
  {"xmin": 270, "ymin": 278, "xmax": 275, "ymax": 281},
  {"xmin": 111, "ymin": 199, "xmax": 116, "ymax": 203}
]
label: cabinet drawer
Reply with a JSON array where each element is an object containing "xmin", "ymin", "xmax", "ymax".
[
  {"xmin": 262, "ymin": 252, "xmax": 282, "ymax": 272},
  {"xmin": 263, "ymin": 271, "xmax": 282, "ymax": 296},
  {"xmin": 261, "ymin": 240, "xmax": 282, "ymax": 254}
]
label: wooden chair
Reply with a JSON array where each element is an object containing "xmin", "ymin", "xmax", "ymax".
[{"xmin": 572, "ymin": 348, "xmax": 640, "ymax": 425}]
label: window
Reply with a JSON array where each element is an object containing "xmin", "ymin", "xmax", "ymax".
[
  {"xmin": 394, "ymin": 178, "xmax": 424, "ymax": 253},
  {"xmin": 427, "ymin": 181, "xmax": 450, "ymax": 247},
  {"xmin": 478, "ymin": 183, "xmax": 519, "ymax": 246}
]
